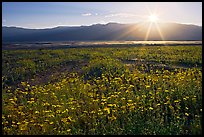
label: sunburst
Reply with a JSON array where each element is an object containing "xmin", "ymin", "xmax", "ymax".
[{"xmin": 149, "ymin": 14, "xmax": 159, "ymax": 23}]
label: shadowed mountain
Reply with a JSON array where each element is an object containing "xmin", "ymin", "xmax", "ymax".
[{"xmin": 2, "ymin": 22, "xmax": 202, "ymax": 42}]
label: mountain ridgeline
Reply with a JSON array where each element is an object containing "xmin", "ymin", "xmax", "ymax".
[{"xmin": 2, "ymin": 22, "xmax": 202, "ymax": 42}]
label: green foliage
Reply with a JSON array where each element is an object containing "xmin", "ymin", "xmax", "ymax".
[
  {"xmin": 2, "ymin": 45, "xmax": 202, "ymax": 135},
  {"xmin": 82, "ymin": 58, "xmax": 125, "ymax": 80}
]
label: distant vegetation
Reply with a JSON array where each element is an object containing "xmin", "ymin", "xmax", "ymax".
[{"xmin": 2, "ymin": 45, "xmax": 202, "ymax": 135}]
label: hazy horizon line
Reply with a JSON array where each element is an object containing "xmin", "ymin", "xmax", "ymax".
[{"xmin": 2, "ymin": 21, "xmax": 202, "ymax": 29}]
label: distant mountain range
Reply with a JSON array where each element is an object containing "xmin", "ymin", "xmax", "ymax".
[{"xmin": 2, "ymin": 22, "xmax": 202, "ymax": 42}]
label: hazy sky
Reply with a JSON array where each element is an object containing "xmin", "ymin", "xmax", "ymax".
[{"xmin": 2, "ymin": 2, "xmax": 202, "ymax": 29}]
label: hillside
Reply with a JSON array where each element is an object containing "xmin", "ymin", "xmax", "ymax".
[{"xmin": 2, "ymin": 22, "xmax": 202, "ymax": 42}]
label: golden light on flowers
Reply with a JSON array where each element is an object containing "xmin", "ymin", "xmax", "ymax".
[{"xmin": 2, "ymin": 45, "xmax": 202, "ymax": 135}]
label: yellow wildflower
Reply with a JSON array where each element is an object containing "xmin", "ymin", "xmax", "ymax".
[
  {"xmin": 185, "ymin": 113, "xmax": 189, "ymax": 116},
  {"xmin": 149, "ymin": 107, "xmax": 153, "ymax": 110},
  {"xmin": 146, "ymin": 85, "xmax": 150, "ymax": 88},
  {"xmin": 35, "ymin": 111, "xmax": 39, "ymax": 114},
  {"xmin": 174, "ymin": 100, "xmax": 179, "ymax": 103},
  {"xmin": 104, "ymin": 107, "xmax": 110, "ymax": 114}
]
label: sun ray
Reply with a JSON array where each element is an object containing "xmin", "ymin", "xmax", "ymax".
[
  {"xmin": 114, "ymin": 23, "xmax": 145, "ymax": 40},
  {"xmin": 155, "ymin": 23, "xmax": 165, "ymax": 41},
  {"xmin": 144, "ymin": 22, "xmax": 153, "ymax": 41}
]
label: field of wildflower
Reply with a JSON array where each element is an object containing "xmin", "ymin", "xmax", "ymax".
[{"xmin": 2, "ymin": 45, "xmax": 202, "ymax": 135}]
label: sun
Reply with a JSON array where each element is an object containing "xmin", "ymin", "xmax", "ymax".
[
  {"xmin": 149, "ymin": 14, "xmax": 158, "ymax": 22},
  {"xmin": 145, "ymin": 13, "xmax": 165, "ymax": 41}
]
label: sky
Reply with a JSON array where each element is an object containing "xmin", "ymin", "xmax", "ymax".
[{"xmin": 2, "ymin": 2, "xmax": 202, "ymax": 29}]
